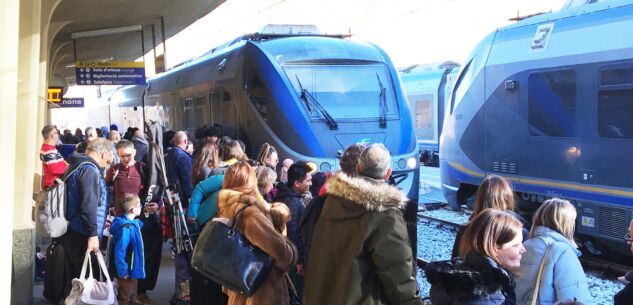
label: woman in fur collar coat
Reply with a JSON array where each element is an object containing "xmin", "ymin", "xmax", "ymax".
[
  {"xmin": 216, "ymin": 161, "xmax": 298, "ymax": 305},
  {"xmin": 303, "ymin": 163, "xmax": 421, "ymax": 305},
  {"xmin": 426, "ymin": 209, "xmax": 526, "ymax": 305}
]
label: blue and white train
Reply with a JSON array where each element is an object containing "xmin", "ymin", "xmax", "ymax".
[
  {"xmin": 441, "ymin": 0, "xmax": 633, "ymax": 257},
  {"xmin": 110, "ymin": 24, "xmax": 420, "ymax": 249},
  {"xmin": 399, "ymin": 62, "xmax": 460, "ymax": 166}
]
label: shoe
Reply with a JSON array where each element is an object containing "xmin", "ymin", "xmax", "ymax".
[{"xmin": 134, "ymin": 293, "xmax": 153, "ymax": 305}]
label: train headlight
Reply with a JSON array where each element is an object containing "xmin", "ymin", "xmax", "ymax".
[
  {"xmin": 397, "ymin": 158, "xmax": 406, "ymax": 169},
  {"xmin": 407, "ymin": 157, "xmax": 417, "ymax": 169},
  {"xmin": 319, "ymin": 162, "xmax": 332, "ymax": 173}
]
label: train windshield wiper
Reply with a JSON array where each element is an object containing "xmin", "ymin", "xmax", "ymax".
[
  {"xmin": 295, "ymin": 75, "xmax": 338, "ymax": 130},
  {"xmin": 376, "ymin": 73, "xmax": 388, "ymax": 128}
]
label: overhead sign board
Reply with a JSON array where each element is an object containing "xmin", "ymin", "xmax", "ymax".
[
  {"xmin": 47, "ymin": 87, "xmax": 63, "ymax": 103},
  {"xmin": 75, "ymin": 61, "xmax": 146, "ymax": 85},
  {"xmin": 60, "ymin": 97, "xmax": 84, "ymax": 108}
]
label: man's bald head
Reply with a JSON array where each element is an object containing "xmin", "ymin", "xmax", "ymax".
[{"xmin": 173, "ymin": 131, "xmax": 188, "ymax": 149}]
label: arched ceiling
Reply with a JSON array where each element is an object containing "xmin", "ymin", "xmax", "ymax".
[{"xmin": 49, "ymin": 0, "xmax": 225, "ymax": 84}]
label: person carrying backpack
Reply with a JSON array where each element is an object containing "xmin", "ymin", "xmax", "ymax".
[{"xmin": 52, "ymin": 138, "xmax": 113, "ymax": 300}]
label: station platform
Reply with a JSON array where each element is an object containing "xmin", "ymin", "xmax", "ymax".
[{"xmin": 33, "ymin": 242, "xmax": 175, "ymax": 305}]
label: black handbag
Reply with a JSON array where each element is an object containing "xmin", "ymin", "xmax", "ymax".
[{"xmin": 191, "ymin": 205, "xmax": 273, "ymax": 296}]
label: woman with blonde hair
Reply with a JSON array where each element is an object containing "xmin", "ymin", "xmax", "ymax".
[
  {"xmin": 426, "ymin": 209, "xmax": 526, "ymax": 305},
  {"xmin": 216, "ymin": 161, "xmax": 298, "ymax": 305},
  {"xmin": 256, "ymin": 143, "xmax": 279, "ymax": 170},
  {"xmin": 255, "ymin": 166, "xmax": 277, "ymax": 202},
  {"xmin": 515, "ymin": 198, "xmax": 593, "ymax": 305},
  {"xmin": 452, "ymin": 174, "xmax": 529, "ymax": 258},
  {"xmin": 218, "ymin": 139, "xmax": 246, "ymax": 166}
]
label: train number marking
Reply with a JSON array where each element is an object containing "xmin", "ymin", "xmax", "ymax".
[{"xmin": 531, "ymin": 23, "xmax": 555, "ymax": 52}]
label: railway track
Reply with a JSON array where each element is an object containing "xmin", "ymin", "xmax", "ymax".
[
  {"xmin": 580, "ymin": 255, "xmax": 631, "ymax": 277},
  {"xmin": 417, "ymin": 209, "xmax": 632, "ymax": 277},
  {"xmin": 417, "ymin": 213, "xmax": 463, "ymax": 230}
]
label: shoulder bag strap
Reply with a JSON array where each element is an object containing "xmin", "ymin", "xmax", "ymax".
[
  {"xmin": 531, "ymin": 244, "xmax": 553, "ymax": 305},
  {"xmin": 230, "ymin": 205, "xmax": 250, "ymax": 232},
  {"xmin": 63, "ymin": 161, "xmax": 97, "ymax": 182}
]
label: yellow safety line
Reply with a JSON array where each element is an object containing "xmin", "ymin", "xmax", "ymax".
[{"xmin": 448, "ymin": 161, "xmax": 633, "ymax": 198}]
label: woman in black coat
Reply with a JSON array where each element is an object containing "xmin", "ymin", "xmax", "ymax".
[{"xmin": 426, "ymin": 209, "xmax": 526, "ymax": 305}]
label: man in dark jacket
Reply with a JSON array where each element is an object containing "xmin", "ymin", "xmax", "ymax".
[
  {"xmin": 75, "ymin": 126, "xmax": 97, "ymax": 154},
  {"xmin": 275, "ymin": 161, "xmax": 312, "ymax": 301},
  {"xmin": 164, "ymin": 131, "xmax": 193, "ymax": 305},
  {"xmin": 304, "ymin": 144, "xmax": 421, "ymax": 305},
  {"xmin": 58, "ymin": 138, "xmax": 113, "ymax": 298},
  {"xmin": 132, "ymin": 129, "xmax": 149, "ymax": 163},
  {"xmin": 165, "ymin": 131, "xmax": 193, "ymax": 205}
]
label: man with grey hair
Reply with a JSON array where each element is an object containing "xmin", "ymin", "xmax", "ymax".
[
  {"xmin": 165, "ymin": 131, "xmax": 194, "ymax": 304},
  {"xmin": 76, "ymin": 126, "xmax": 98, "ymax": 154},
  {"xmin": 40, "ymin": 124, "xmax": 68, "ymax": 188},
  {"xmin": 304, "ymin": 143, "xmax": 421, "ymax": 305},
  {"xmin": 56, "ymin": 137, "xmax": 113, "ymax": 299}
]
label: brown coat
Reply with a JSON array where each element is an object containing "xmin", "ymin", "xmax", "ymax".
[{"xmin": 217, "ymin": 189, "xmax": 298, "ymax": 305}]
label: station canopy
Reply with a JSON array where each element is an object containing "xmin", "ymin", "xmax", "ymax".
[{"xmin": 49, "ymin": 0, "xmax": 225, "ymax": 86}]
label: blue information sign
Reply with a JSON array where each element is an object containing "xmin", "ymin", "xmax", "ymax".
[
  {"xmin": 75, "ymin": 61, "xmax": 146, "ymax": 85},
  {"xmin": 60, "ymin": 98, "xmax": 84, "ymax": 108}
]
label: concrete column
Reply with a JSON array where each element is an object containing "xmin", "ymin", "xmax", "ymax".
[
  {"xmin": 12, "ymin": 0, "xmax": 44, "ymax": 303},
  {"xmin": 0, "ymin": 0, "xmax": 20, "ymax": 303}
]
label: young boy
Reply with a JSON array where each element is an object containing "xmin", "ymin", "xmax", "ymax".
[{"xmin": 110, "ymin": 193, "xmax": 145, "ymax": 305}]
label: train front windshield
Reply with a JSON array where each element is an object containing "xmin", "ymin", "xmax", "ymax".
[{"xmin": 283, "ymin": 64, "xmax": 399, "ymax": 120}]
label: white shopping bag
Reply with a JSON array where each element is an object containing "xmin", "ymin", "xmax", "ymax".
[{"xmin": 65, "ymin": 251, "xmax": 117, "ymax": 305}]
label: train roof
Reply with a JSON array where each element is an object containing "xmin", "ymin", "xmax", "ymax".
[
  {"xmin": 502, "ymin": 0, "xmax": 633, "ymax": 30},
  {"xmin": 399, "ymin": 61, "xmax": 460, "ymax": 74},
  {"xmin": 146, "ymin": 28, "xmax": 393, "ymax": 94}
]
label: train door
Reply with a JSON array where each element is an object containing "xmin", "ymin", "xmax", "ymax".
[
  {"xmin": 209, "ymin": 87, "xmax": 237, "ymax": 138},
  {"xmin": 521, "ymin": 69, "xmax": 578, "ymax": 186}
]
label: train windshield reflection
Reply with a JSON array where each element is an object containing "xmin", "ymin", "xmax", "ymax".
[{"xmin": 283, "ymin": 64, "xmax": 398, "ymax": 120}]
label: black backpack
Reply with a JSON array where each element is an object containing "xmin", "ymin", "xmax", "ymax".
[{"xmin": 43, "ymin": 240, "xmax": 69, "ymax": 302}]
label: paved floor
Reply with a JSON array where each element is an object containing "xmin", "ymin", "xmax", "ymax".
[
  {"xmin": 34, "ymin": 242, "xmax": 177, "ymax": 305},
  {"xmin": 33, "ymin": 166, "xmax": 442, "ymax": 304}
]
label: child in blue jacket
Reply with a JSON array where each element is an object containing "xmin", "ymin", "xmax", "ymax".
[{"xmin": 110, "ymin": 193, "xmax": 145, "ymax": 305}]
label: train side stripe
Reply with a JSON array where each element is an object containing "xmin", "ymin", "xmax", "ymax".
[{"xmin": 447, "ymin": 162, "xmax": 633, "ymax": 198}]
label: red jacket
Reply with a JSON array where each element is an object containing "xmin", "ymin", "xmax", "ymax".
[{"xmin": 40, "ymin": 143, "xmax": 68, "ymax": 188}]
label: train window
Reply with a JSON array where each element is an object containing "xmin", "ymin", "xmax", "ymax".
[
  {"xmin": 283, "ymin": 64, "xmax": 398, "ymax": 119},
  {"xmin": 450, "ymin": 58, "xmax": 474, "ymax": 114},
  {"xmin": 195, "ymin": 97, "xmax": 207, "ymax": 127},
  {"xmin": 413, "ymin": 96, "xmax": 434, "ymax": 139},
  {"xmin": 601, "ymin": 68, "xmax": 633, "ymax": 86},
  {"xmin": 245, "ymin": 70, "xmax": 270, "ymax": 120},
  {"xmin": 527, "ymin": 70, "xmax": 577, "ymax": 137},
  {"xmin": 598, "ymin": 90, "xmax": 633, "ymax": 139},
  {"xmin": 183, "ymin": 98, "xmax": 195, "ymax": 132}
]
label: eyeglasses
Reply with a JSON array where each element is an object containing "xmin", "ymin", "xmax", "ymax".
[{"xmin": 624, "ymin": 232, "xmax": 633, "ymax": 245}]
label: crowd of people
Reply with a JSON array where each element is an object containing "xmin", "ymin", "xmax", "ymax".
[{"xmin": 37, "ymin": 123, "xmax": 633, "ymax": 305}]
